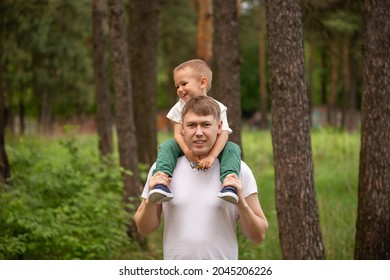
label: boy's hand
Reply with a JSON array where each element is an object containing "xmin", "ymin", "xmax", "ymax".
[{"xmin": 199, "ymin": 155, "xmax": 216, "ymax": 170}]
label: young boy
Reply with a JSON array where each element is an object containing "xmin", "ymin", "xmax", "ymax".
[{"xmin": 149, "ymin": 59, "xmax": 241, "ymax": 204}]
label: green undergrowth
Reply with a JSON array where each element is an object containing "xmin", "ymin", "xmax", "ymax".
[{"xmin": 1, "ymin": 128, "xmax": 360, "ymax": 259}]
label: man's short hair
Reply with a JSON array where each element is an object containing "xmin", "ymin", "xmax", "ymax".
[
  {"xmin": 182, "ymin": 96, "xmax": 220, "ymax": 122},
  {"xmin": 173, "ymin": 59, "xmax": 213, "ymax": 92}
]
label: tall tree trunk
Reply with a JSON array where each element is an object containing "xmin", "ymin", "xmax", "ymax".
[
  {"xmin": 39, "ymin": 90, "xmax": 52, "ymax": 135},
  {"xmin": 266, "ymin": 0, "xmax": 325, "ymax": 259},
  {"xmin": 0, "ymin": 0, "xmax": 10, "ymax": 184},
  {"xmin": 212, "ymin": 0, "xmax": 242, "ymax": 147},
  {"xmin": 92, "ymin": 0, "xmax": 113, "ymax": 158},
  {"xmin": 342, "ymin": 37, "xmax": 358, "ymax": 133},
  {"xmin": 320, "ymin": 48, "xmax": 328, "ymax": 107},
  {"xmin": 258, "ymin": 1, "xmax": 268, "ymax": 130},
  {"xmin": 196, "ymin": 0, "xmax": 213, "ymax": 65},
  {"xmin": 355, "ymin": 0, "xmax": 390, "ymax": 260},
  {"xmin": 18, "ymin": 96, "xmax": 25, "ymax": 135},
  {"xmin": 108, "ymin": 0, "xmax": 144, "ymax": 245},
  {"xmin": 0, "ymin": 91, "xmax": 9, "ymax": 185},
  {"xmin": 328, "ymin": 39, "xmax": 339, "ymax": 127},
  {"xmin": 306, "ymin": 43, "xmax": 315, "ymax": 121},
  {"xmin": 129, "ymin": 0, "xmax": 159, "ymax": 167}
]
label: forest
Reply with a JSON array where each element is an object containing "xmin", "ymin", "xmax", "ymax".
[{"xmin": 0, "ymin": 0, "xmax": 389, "ymax": 260}]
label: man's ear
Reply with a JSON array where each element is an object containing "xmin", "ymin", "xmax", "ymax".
[{"xmin": 217, "ymin": 120, "xmax": 222, "ymax": 134}]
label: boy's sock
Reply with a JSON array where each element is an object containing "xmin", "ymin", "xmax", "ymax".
[{"xmin": 149, "ymin": 184, "xmax": 174, "ymax": 204}]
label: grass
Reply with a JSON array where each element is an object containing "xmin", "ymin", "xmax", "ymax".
[
  {"xmin": 4, "ymin": 128, "xmax": 361, "ymax": 260},
  {"xmin": 311, "ymin": 129, "xmax": 360, "ymax": 259},
  {"xmin": 241, "ymin": 128, "xmax": 359, "ymax": 259}
]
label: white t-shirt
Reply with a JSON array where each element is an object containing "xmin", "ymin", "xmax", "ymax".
[
  {"xmin": 166, "ymin": 98, "xmax": 233, "ymax": 134},
  {"xmin": 141, "ymin": 157, "xmax": 258, "ymax": 260}
]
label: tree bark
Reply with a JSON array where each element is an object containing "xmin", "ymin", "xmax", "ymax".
[
  {"xmin": 129, "ymin": 0, "xmax": 159, "ymax": 167},
  {"xmin": 355, "ymin": 0, "xmax": 390, "ymax": 260},
  {"xmin": 342, "ymin": 37, "xmax": 358, "ymax": 133},
  {"xmin": 320, "ymin": 48, "xmax": 328, "ymax": 107},
  {"xmin": 258, "ymin": 1, "xmax": 268, "ymax": 130},
  {"xmin": 92, "ymin": 0, "xmax": 113, "ymax": 157},
  {"xmin": 328, "ymin": 39, "xmax": 339, "ymax": 128},
  {"xmin": 18, "ymin": 96, "xmax": 25, "ymax": 135},
  {"xmin": 306, "ymin": 43, "xmax": 315, "ymax": 121},
  {"xmin": 266, "ymin": 0, "xmax": 325, "ymax": 259},
  {"xmin": 0, "ymin": 0, "xmax": 10, "ymax": 184},
  {"xmin": 196, "ymin": 0, "xmax": 213, "ymax": 65},
  {"xmin": 0, "ymin": 83, "xmax": 9, "ymax": 185},
  {"xmin": 212, "ymin": 0, "xmax": 242, "ymax": 147},
  {"xmin": 108, "ymin": 0, "xmax": 144, "ymax": 245},
  {"xmin": 39, "ymin": 90, "xmax": 52, "ymax": 135}
]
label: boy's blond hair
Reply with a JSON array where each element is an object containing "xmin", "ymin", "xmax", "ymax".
[{"xmin": 173, "ymin": 59, "xmax": 213, "ymax": 92}]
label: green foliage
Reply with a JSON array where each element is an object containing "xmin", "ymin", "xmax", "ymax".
[
  {"xmin": 2, "ymin": 0, "xmax": 364, "ymax": 123},
  {"xmin": 2, "ymin": 0, "xmax": 94, "ymax": 119},
  {"xmin": 239, "ymin": 128, "xmax": 359, "ymax": 260},
  {"xmin": 118, "ymin": 129, "xmax": 360, "ymax": 260},
  {"xmin": 0, "ymin": 133, "xmax": 137, "ymax": 260},
  {"xmin": 157, "ymin": 0, "xmax": 197, "ymax": 110},
  {"xmin": 1, "ymin": 129, "xmax": 360, "ymax": 259}
]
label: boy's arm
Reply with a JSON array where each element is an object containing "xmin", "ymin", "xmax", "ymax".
[
  {"xmin": 200, "ymin": 130, "xmax": 229, "ymax": 169},
  {"xmin": 173, "ymin": 122, "xmax": 199, "ymax": 163}
]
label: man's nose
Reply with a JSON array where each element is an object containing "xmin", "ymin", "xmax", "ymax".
[{"xmin": 195, "ymin": 125, "xmax": 204, "ymax": 135}]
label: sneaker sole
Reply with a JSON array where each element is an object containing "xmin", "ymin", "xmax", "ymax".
[
  {"xmin": 149, "ymin": 189, "xmax": 174, "ymax": 204},
  {"xmin": 218, "ymin": 192, "xmax": 239, "ymax": 204}
]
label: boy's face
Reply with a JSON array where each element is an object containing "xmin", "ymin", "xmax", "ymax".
[
  {"xmin": 174, "ymin": 67, "xmax": 207, "ymax": 103},
  {"xmin": 182, "ymin": 111, "xmax": 222, "ymax": 159}
]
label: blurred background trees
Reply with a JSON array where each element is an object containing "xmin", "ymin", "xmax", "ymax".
[
  {"xmin": 1, "ymin": 0, "xmax": 364, "ymax": 137},
  {"xmin": 3, "ymin": 0, "xmax": 389, "ymax": 260}
]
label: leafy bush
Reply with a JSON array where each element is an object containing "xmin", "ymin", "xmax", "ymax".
[
  {"xmin": 0, "ymin": 133, "xmax": 135, "ymax": 260},
  {"xmin": 1, "ymin": 129, "xmax": 360, "ymax": 260}
]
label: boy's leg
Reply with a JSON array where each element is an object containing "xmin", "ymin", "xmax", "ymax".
[
  {"xmin": 153, "ymin": 138, "xmax": 183, "ymax": 177},
  {"xmin": 217, "ymin": 142, "xmax": 241, "ymax": 204},
  {"xmin": 149, "ymin": 139, "xmax": 183, "ymax": 203}
]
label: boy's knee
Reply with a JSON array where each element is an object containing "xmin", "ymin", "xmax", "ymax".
[
  {"xmin": 225, "ymin": 142, "xmax": 241, "ymax": 153},
  {"xmin": 159, "ymin": 139, "xmax": 178, "ymax": 150}
]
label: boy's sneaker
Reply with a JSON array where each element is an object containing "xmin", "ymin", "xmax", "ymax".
[
  {"xmin": 218, "ymin": 186, "xmax": 238, "ymax": 204},
  {"xmin": 149, "ymin": 184, "xmax": 174, "ymax": 204}
]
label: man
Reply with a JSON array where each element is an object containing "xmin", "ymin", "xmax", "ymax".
[{"xmin": 134, "ymin": 96, "xmax": 268, "ymax": 260}]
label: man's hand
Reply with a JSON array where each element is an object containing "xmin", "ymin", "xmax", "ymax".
[
  {"xmin": 149, "ymin": 171, "xmax": 171, "ymax": 191},
  {"xmin": 222, "ymin": 174, "xmax": 244, "ymax": 202}
]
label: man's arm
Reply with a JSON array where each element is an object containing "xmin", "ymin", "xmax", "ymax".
[
  {"xmin": 134, "ymin": 171, "xmax": 169, "ymax": 236},
  {"xmin": 134, "ymin": 200, "xmax": 162, "ymax": 237},
  {"xmin": 238, "ymin": 194, "xmax": 268, "ymax": 243},
  {"xmin": 223, "ymin": 174, "xmax": 268, "ymax": 243}
]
